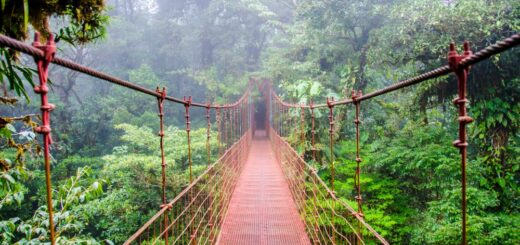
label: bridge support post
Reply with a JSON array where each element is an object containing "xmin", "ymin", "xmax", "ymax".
[
  {"xmin": 184, "ymin": 96, "xmax": 196, "ymax": 244},
  {"xmin": 326, "ymin": 97, "xmax": 336, "ymax": 244},
  {"xmin": 33, "ymin": 32, "xmax": 56, "ymax": 245},
  {"xmin": 156, "ymin": 87, "xmax": 170, "ymax": 245},
  {"xmin": 206, "ymin": 105, "xmax": 215, "ymax": 243},
  {"xmin": 217, "ymin": 108, "xmax": 222, "ymax": 157},
  {"xmin": 300, "ymin": 105, "xmax": 305, "ymax": 157},
  {"xmin": 448, "ymin": 42, "xmax": 473, "ymax": 245},
  {"xmin": 310, "ymin": 102, "xmax": 316, "ymax": 161},
  {"xmin": 352, "ymin": 90, "xmax": 365, "ymax": 245}
]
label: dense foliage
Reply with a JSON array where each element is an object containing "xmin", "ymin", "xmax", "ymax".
[{"xmin": 1, "ymin": 0, "xmax": 518, "ymax": 244}]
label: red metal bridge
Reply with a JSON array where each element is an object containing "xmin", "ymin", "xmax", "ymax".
[{"xmin": 0, "ymin": 33, "xmax": 518, "ymax": 245}]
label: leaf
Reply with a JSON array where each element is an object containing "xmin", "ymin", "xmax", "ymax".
[
  {"xmin": 14, "ymin": 66, "xmax": 35, "ymax": 88},
  {"xmin": 18, "ymin": 131, "xmax": 36, "ymax": 141},
  {"xmin": 23, "ymin": 0, "xmax": 29, "ymax": 32},
  {"xmin": 309, "ymin": 82, "xmax": 321, "ymax": 96},
  {"xmin": 0, "ymin": 127, "xmax": 12, "ymax": 138},
  {"xmin": 79, "ymin": 193, "xmax": 85, "ymax": 202},
  {"xmin": 6, "ymin": 123, "xmax": 16, "ymax": 133},
  {"xmin": 91, "ymin": 181, "xmax": 99, "ymax": 190},
  {"xmin": 3, "ymin": 173, "xmax": 15, "ymax": 183},
  {"xmin": 497, "ymin": 178, "xmax": 506, "ymax": 189}
]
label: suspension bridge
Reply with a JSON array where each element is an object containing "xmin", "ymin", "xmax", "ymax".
[{"xmin": 0, "ymin": 32, "xmax": 518, "ymax": 245}]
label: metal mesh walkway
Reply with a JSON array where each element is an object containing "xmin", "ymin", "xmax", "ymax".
[{"xmin": 217, "ymin": 130, "xmax": 311, "ymax": 245}]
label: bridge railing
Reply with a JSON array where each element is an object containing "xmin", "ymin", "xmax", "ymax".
[
  {"xmin": 262, "ymin": 33, "xmax": 519, "ymax": 244},
  {"xmin": 269, "ymin": 127, "xmax": 388, "ymax": 245},
  {"xmin": 124, "ymin": 129, "xmax": 252, "ymax": 245},
  {"xmin": 0, "ymin": 32, "xmax": 254, "ymax": 245}
]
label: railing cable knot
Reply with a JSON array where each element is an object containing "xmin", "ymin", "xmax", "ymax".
[
  {"xmin": 33, "ymin": 32, "xmax": 56, "ymax": 141},
  {"xmin": 160, "ymin": 203, "xmax": 173, "ymax": 210}
]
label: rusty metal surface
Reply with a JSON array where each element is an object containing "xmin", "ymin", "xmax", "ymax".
[{"xmin": 218, "ymin": 130, "xmax": 311, "ymax": 245}]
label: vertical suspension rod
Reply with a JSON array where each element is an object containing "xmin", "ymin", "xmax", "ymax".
[
  {"xmin": 310, "ymin": 102, "xmax": 316, "ymax": 162},
  {"xmin": 217, "ymin": 108, "xmax": 222, "ymax": 156},
  {"xmin": 300, "ymin": 105, "xmax": 305, "ymax": 156},
  {"xmin": 33, "ymin": 32, "xmax": 56, "ymax": 245},
  {"xmin": 449, "ymin": 42, "xmax": 473, "ymax": 245},
  {"xmin": 206, "ymin": 105, "xmax": 212, "ymax": 164},
  {"xmin": 327, "ymin": 97, "xmax": 336, "ymax": 244},
  {"xmin": 184, "ymin": 96, "xmax": 193, "ymax": 182},
  {"xmin": 156, "ymin": 87, "xmax": 172, "ymax": 245},
  {"xmin": 157, "ymin": 88, "xmax": 167, "ymax": 205},
  {"xmin": 352, "ymin": 90, "xmax": 364, "ymax": 244}
]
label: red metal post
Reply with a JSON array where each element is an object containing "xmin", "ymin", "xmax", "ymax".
[
  {"xmin": 205, "ymin": 104, "xmax": 215, "ymax": 243},
  {"xmin": 242, "ymin": 102, "xmax": 245, "ymax": 136},
  {"xmin": 183, "ymin": 96, "xmax": 196, "ymax": 245},
  {"xmin": 157, "ymin": 87, "xmax": 167, "ymax": 204},
  {"xmin": 300, "ymin": 105, "xmax": 305, "ymax": 157},
  {"xmin": 33, "ymin": 32, "xmax": 56, "ymax": 245},
  {"xmin": 238, "ymin": 103, "xmax": 241, "ymax": 138},
  {"xmin": 280, "ymin": 102, "xmax": 283, "ymax": 137},
  {"xmin": 234, "ymin": 106, "xmax": 237, "ymax": 142},
  {"xmin": 230, "ymin": 106, "xmax": 234, "ymax": 146},
  {"xmin": 273, "ymin": 99, "xmax": 277, "ymax": 134},
  {"xmin": 327, "ymin": 97, "xmax": 335, "ymax": 193},
  {"xmin": 156, "ymin": 87, "xmax": 171, "ymax": 245},
  {"xmin": 310, "ymin": 102, "xmax": 316, "ymax": 162},
  {"xmin": 206, "ymin": 105, "xmax": 212, "ymax": 164},
  {"xmin": 184, "ymin": 96, "xmax": 193, "ymax": 182},
  {"xmin": 223, "ymin": 108, "xmax": 228, "ymax": 150},
  {"xmin": 275, "ymin": 100, "xmax": 279, "ymax": 135},
  {"xmin": 352, "ymin": 90, "xmax": 364, "ymax": 244},
  {"xmin": 448, "ymin": 42, "xmax": 473, "ymax": 245},
  {"xmin": 279, "ymin": 103, "xmax": 282, "ymax": 136},
  {"xmin": 327, "ymin": 97, "xmax": 336, "ymax": 244},
  {"xmin": 217, "ymin": 108, "xmax": 222, "ymax": 156}
]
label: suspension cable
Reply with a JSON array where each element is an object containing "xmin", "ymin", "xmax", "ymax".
[
  {"xmin": 261, "ymin": 33, "xmax": 519, "ymax": 109},
  {"xmin": 0, "ymin": 34, "xmax": 260, "ymax": 109}
]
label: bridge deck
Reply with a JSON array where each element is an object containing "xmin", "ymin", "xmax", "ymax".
[{"xmin": 217, "ymin": 131, "xmax": 311, "ymax": 245}]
